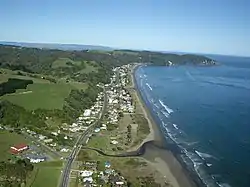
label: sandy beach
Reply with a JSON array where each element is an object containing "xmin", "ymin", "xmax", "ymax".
[{"xmin": 130, "ymin": 64, "xmax": 195, "ymax": 187}]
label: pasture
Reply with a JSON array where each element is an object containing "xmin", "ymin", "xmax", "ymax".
[
  {"xmin": 1, "ymin": 82, "xmax": 87, "ymax": 110},
  {"xmin": 26, "ymin": 161, "xmax": 62, "ymax": 187}
]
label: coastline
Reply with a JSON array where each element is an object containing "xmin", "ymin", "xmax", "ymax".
[{"xmin": 130, "ymin": 64, "xmax": 196, "ymax": 187}]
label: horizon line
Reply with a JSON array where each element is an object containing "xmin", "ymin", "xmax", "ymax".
[{"xmin": 1, "ymin": 40, "xmax": 250, "ymax": 58}]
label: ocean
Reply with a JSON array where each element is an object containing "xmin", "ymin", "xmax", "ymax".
[{"xmin": 134, "ymin": 55, "xmax": 250, "ymax": 187}]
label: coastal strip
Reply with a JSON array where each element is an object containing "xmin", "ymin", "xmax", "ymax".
[{"xmin": 131, "ymin": 64, "xmax": 196, "ymax": 187}]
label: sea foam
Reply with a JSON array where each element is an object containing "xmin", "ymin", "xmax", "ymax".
[
  {"xmin": 161, "ymin": 111, "xmax": 170, "ymax": 118},
  {"xmin": 159, "ymin": 99, "xmax": 173, "ymax": 114},
  {"xmin": 173, "ymin": 124, "xmax": 179, "ymax": 130},
  {"xmin": 146, "ymin": 83, "xmax": 153, "ymax": 91},
  {"xmin": 195, "ymin": 150, "xmax": 216, "ymax": 160}
]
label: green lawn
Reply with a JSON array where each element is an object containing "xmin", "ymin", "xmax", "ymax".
[
  {"xmin": 88, "ymin": 135, "xmax": 110, "ymax": 149},
  {"xmin": 0, "ymin": 130, "xmax": 29, "ymax": 161},
  {"xmin": 1, "ymin": 83, "xmax": 73, "ymax": 110},
  {"xmin": 26, "ymin": 161, "xmax": 62, "ymax": 187}
]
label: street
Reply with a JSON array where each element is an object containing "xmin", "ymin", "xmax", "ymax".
[{"xmin": 60, "ymin": 87, "xmax": 107, "ymax": 187}]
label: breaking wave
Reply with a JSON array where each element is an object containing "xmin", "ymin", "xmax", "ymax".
[
  {"xmin": 161, "ymin": 111, "xmax": 170, "ymax": 118},
  {"xmin": 195, "ymin": 150, "xmax": 216, "ymax": 160},
  {"xmin": 173, "ymin": 124, "xmax": 179, "ymax": 130},
  {"xmin": 159, "ymin": 99, "xmax": 173, "ymax": 114},
  {"xmin": 146, "ymin": 83, "xmax": 153, "ymax": 91}
]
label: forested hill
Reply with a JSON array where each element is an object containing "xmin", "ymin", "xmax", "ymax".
[
  {"xmin": 0, "ymin": 41, "xmax": 113, "ymax": 51},
  {"xmin": 0, "ymin": 45, "xmax": 216, "ymax": 74}
]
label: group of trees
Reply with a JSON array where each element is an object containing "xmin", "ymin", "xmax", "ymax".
[
  {"xmin": 0, "ymin": 78, "xmax": 33, "ymax": 96},
  {"xmin": 63, "ymin": 84, "xmax": 101, "ymax": 122},
  {"xmin": 0, "ymin": 159, "xmax": 34, "ymax": 187},
  {"xmin": 0, "ymin": 101, "xmax": 47, "ymax": 131}
]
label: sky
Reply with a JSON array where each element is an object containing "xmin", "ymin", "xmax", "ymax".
[{"xmin": 0, "ymin": 0, "xmax": 250, "ymax": 56}]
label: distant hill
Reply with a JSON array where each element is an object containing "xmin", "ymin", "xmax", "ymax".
[{"xmin": 0, "ymin": 41, "xmax": 113, "ymax": 51}]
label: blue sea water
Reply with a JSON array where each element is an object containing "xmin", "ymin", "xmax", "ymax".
[{"xmin": 135, "ymin": 55, "xmax": 250, "ymax": 187}]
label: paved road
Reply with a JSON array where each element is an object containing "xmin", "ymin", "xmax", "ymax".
[
  {"xmin": 23, "ymin": 132, "xmax": 63, "ymax": 159},
  {"xmin": 60, "ymin": 88, "xmax": 107, "ymax": 187}
]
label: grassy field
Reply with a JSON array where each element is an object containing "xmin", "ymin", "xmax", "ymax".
[
  {"xmin": 26, "ymin": 161, "xmax": 63, "ymax": 187},
  {"xmin": 0, "ymin": 130, "xmax": 29, "ymax": 161},
  {"xmin": 2, "ymin": 83, "xmax": 72, "ymax": 110},
  {"xmin": 1, "ymin": 81, "xmax": 88, "ymax": 110},
  {"xmin": 88, "ymin": 135, "xmax": 110, "ymax": 149}
]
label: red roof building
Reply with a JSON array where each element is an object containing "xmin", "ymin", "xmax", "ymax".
[{"xmin": 10, "ymin": 143, "xmax": 29, "ymax": 154}]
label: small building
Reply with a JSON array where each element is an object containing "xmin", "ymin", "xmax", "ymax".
[
  {"xmin": 80, "ymin": 170, "xmax": 93, "ymax": 177},
  {"xmin": 94, "ymin": 128, "xmax": 100, "ymax": 133},
  {"xmin": 44, "ymin": 139, "xmax": 53, "ymax": 143},
  {"xmin": 116, "ymin": 181, "xmax": 124, "ymax": 185},
  {"xmin": 105, "ymin": 161, "xmax": 111, "ymax": 168},
  {"xmin": 111, "ymin": 140, "xmax": 118, "ymax": 145},
  {"xmin": 60, "ymin": 148, "xmax": 70, "ymax": 152},
  {"xmin": 28, "ymin": 156, "xmax": 46, "ymax": 163},
  {"xmin": 83, "ymin": 177, "xmax": 93, "ymax": 183},
  {"xmin": 84, "ymin": 109, "xmax": 92, "ymax": 117},
  {"xmin": 100, "ymin": 126, "xmax": 107, "ymax": 130},
  {"xmin": 10, "ymin": 143, "xmax": 28, "ymax": 154}
]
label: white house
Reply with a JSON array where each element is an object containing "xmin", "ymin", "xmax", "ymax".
[
  {"xmin": 29, "ymin": 158, "xmax": 45, "ymax": 163},
  {"xmin": 84, "ymin": 109, "xmax": 91, "ymax": 117},
  {"xmin": 111, "ymin": 140, "xmax": 118, "ymax": 145},
  {"xmin": 83, "ymin": 177, "xmax": 93, "ymax": 183},
  {"xmin": 80, "ymin": 170, "xmax": 93, "ymax": 177}
]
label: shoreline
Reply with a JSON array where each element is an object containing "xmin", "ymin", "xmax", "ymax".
[{"xmin": 130, "ymin": 64, "xmax": 196, "ymax": 187}]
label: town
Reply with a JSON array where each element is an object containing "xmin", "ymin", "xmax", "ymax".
[{"xmin": 1, "ymin": 64, "xmax": 142, "ymax": 187}]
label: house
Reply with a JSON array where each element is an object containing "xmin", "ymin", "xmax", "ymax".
[
  {"xmin": 116, "ymin": 181, "xmax": 124, "ymax": 185},
  {"xmin": 44, "ymin": 139, "xmax": 53, "ymax": 143},
  {"xmin": 38, "ymin": 135, "xmax": 46, "ymax": 140},
  {"xmin": 100, "ymin": 126, "xmax": 107, "ymax": 130},
  {"xmin": 84, "ymin": 109, "xmax": 91, "ymax": 117},
  {"xmin": 94, "ymin": 128, "xmax": 100, "ymax": 133},
  {"xmin": 83, "ymin": 177, "xmax": 93, "ymax": 183},
  {"xmin": 10, "ymin": 143, "xmax": 28, "ymax": 154},
  {"xmin": 28, "ymin": 156, "xmax": 46, "ymax": 163},
  {"xmin": 111, "ymin": 140, "xmax": 118, "ymax": 145},
  {"xmin": 80, "ymin": 170, "xmax": 93, "ymax": 177},
  {"xmin": 51, "ymin": 132, "xmax": 58, "ymax": 136},
  {"xmin": 60, "ymin": 148, "xmax": 70, "ymax": 152},
  {"xmin": 105, "ymin": 161, "xmax": 111, "ymax": 168}
]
